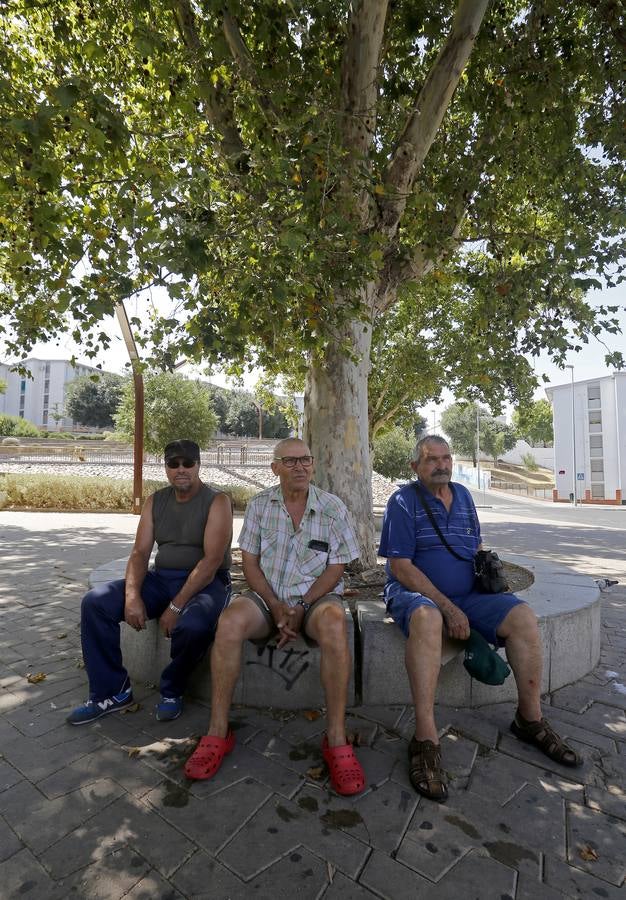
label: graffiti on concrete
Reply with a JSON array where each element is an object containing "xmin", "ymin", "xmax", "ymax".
[{"xmin": 246, "ymin": 643, "xmax": 311, "ymax": 690}]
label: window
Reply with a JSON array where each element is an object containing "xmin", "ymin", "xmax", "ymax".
[
  {"xmin": 590, "ymin": 460, "xmax": 604, "ymax": 476},
  {"xmin": 591, "ymin": 484, "xmax": 605, "ymax": 499},
  {"xmin": 587, "ymin": 384, "xmax": 601, "ymax": 410}
]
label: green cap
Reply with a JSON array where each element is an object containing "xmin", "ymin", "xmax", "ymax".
[{"xmin": 463, "ymin": 629, "xmax": 511, "ymax": 685}]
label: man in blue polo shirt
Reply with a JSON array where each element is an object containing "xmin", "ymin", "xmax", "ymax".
[{"xmin": 379, "ymin": 435, "xmax": 581, "ymax": 802}]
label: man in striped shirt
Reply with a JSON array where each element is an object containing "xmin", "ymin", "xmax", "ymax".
[
  {"xmin": 379, "ymin": 435, "xmax": 581, "ymax": 802},
  {"xmin": 184, "ymin": 438, "xmax": 366, "ymax": 796}
]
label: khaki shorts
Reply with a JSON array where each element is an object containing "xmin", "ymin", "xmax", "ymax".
[{"xmin": 233, "ymin": 589, "xmax": 345, "ymax": 648}]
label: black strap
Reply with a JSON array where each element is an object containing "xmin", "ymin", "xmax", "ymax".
[{"xmin": 413, "ymin": 482, "xmax": 472, "ymax": 563}]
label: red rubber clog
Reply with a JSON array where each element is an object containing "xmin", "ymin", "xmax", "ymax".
[
  {"xmin": 184, "ymin": 730, "xmax": 236, "ymax": 780},
  {"xmin": 321, "ymin": 735, "xmax": 366, "ymax": 796}
]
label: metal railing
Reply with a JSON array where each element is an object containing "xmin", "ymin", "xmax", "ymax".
[
  {"xmin": 0, "ymin": 442, "xmax": 276, "ymax": 467},
  {"xmin": 491, "ymin": 481, "xmax": 554, "ymax": 500}
]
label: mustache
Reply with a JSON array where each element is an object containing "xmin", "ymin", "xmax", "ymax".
[{"xmin": 432, "ymin": 469, "xmax": 450, "ymax": 476}]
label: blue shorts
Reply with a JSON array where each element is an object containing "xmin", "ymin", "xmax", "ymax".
[{"xmin": 384, "ymin": 581, "xmax": 525, "ymax": 647}]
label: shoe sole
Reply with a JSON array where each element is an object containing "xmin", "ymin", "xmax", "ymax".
[
  {"xmin": 155, "ymin": 709, "xmax": 182, "ymax": 722},
  {"xmin": 67, "ymin": 698, "xmax": 134, "ymax": 726}
]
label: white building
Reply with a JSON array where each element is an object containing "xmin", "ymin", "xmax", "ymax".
[
  {"xmin": 545, "ymin": 371, "xmax": 626, "ymax": 505},
  {"xmin": 0, "ymin": 358, "xmax": 113, "ymax": 430}
]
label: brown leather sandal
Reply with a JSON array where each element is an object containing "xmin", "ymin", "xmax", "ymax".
[
  {"xmin": 408, "ymin": 738, "xmax": 448, "ymax": 802},
  {"xmin": 511, "ymin": 714, "xmax": 582, "ymax": 767}
]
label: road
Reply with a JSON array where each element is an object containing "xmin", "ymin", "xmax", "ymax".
[{"xmin": 471, "ymin": 487, "xmax": 626, "ymax": 582}]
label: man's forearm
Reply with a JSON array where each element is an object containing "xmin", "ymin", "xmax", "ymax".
[
  {"xmin": 302, "ymin": 564, "xmax": 345, "ymax": 604},
  {"xmin": 170, "ymin": 555, "xmax": 223, "ymax": 610},
  {"xmin": 242, "ymin": 561, "xmax": 281, "ymax": 611},
  {"xmin": 125, "ymin": 551, "xmax": 150, "ymax": 600},
  {"xmin": 389, "ymin": 560, "xmax": 453, "ymax": 612}
]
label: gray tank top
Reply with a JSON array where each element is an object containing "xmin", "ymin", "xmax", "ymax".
[{"xmin": 152, "ymin": 483, "xmax": 231, "ymax": 571}]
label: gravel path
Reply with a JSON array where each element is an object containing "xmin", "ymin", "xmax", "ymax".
[{"xmin": 0, "ymin": 461, "xmax": 399, "ymax": 507}]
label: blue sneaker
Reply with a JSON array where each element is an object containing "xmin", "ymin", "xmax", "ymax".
[
  {"xmin": 156, "ymin": 696, "xmax": 183, "ymax": 721},
  {"xmin": 66, "ymin": 688, "xmax": 134, "ymax": 725}
]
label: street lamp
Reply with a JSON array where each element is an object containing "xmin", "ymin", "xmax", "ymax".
[{"xmin": 565, "ymin": 364, "xmax": 577, "ymax": 506}]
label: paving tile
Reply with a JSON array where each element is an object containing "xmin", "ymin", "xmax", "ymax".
[
  {"xmin": 293, "ymin": 779, "xmax": 417, "ymax": 853},
  {"xmin": 544, "ymin": 701, "xmax": 626, "ymax": 744},
  {"xmin": 55, "ymin": 846, "xmax": 152, "ymax": 899},
  {"xmin": 438, "ymin": 707, "xmax": 501, "ymax": 749},
  {"xmin": 219, "ymin": 794, "xmax": 370, "ymax": 880},
  {"xmin": 515, "ymin": 872, "xmax": 567, "ymax": 900},
  {"xmin": 171, "ymin": 849, "xmax": 246, "ymax": 899},
  {"xmin": 146, "ymin": 776, "xmax": 271, "ymax": 854},
  {"xmin": 359, "ymin": 848, "xmax": 433, "ymax": 899},
  {"xmin": 0, "ymin": 814, "xmax": 22, "ymax": 862},
  {"xmin": 39, "ymin": 793, "xmax": 196, "ymax": 880},
  {"xmin": 1, "ymin": 728, "xmax": 105, "ymax": 783},
  {"xmin": 236, "ymin": 845, "xmax": 330, "ymax": 899},
  {"xmin": 496, "ymin": 731, "xmax": 594, "ymax": 781},
  {"xmin": 467, "ymin": 750, "xmax": 585, "ymax": 805},
  {"xmin": 586, "ymin": 783, "xmax": 626, "ymax": 821},
  {"xmin": 248, "ymin": 729, "xmax": 325, "ymax": 777},
  {"xmin": 322, "ymin": 871, "xmax": 380, "ymax": 899},
  {"xmin": 438, "ymin": 731, "xmax": 478, "ymax": 781},
  {"xmin": 566, "ymin": 801, "xmax": 626, "ymax": 885},
  {"xmin": 350, "ymin": 705, "xmax": 406, "ymax": 731},
  {"xmin": 37, "ymin": 745, "xmax": 164, "ymax": 800},
  {"xmin": 422, "ymin": 847, "xmax": 516, "ymax": 899},
  {"xmin": 1, "ymin": 777, "xmax": 124, "ymax": 854},
  {"xmin": 0, "ymin": 758, "xmax": 23, "ymax": 794},
  {"xmin": 543, "ymin": 853, "xmax": 626, "ymax": 899},
  {"xmin": 190, "ymin": 740, "xmax": 306, "ymax": 799},
  {"xmin": 124, "ymin": 868, "xmax": 183, "ymax": 899},
  {"xmin": 0, "ymin": 847, "xmax": 64, "ymax": 900}
]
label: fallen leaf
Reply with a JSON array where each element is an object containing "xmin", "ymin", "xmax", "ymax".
[
  {"xmin": 303, "ymin": 709, "xmax": 321, "ymax": 721},
  {"xmin": 121, "ymin": 703, "xmax": 141, "ymax": 714},
  {"xmin": 306, "ymin": 765, "xmax": 325, "ymax": 780},
  {"xmin": 26, "ymin": 672, "xmax": 46, "ymax": 684},
  {"xmin": 343, "ymin": 589, "xmax": 359, "ymax": 597},
  {"xmin": 56, "ymin": 633, "xmax": 68, "ymax": 639},
  {"xmin": 578, "ymin": 844, "xmax": 599, "ymax": 862}
]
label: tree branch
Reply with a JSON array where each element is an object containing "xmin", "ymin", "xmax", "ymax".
[
  {"xmin": 171, "ymin": 0, "xmax": 247, "ymax": 164},
  {"xmin": 221, "ymin": 6, "xmax": 281, "ymax": 123},
  {"xmin": 338, "ymin": 0, "xmax": 389, "ymax": 224},
  {"xmin": 380, "ymin": 0, "xmax": 489, "ymax": 232}
]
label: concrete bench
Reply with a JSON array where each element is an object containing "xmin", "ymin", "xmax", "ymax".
[{"xmin": 89, "ymin": 554, "xmax": 600, "ymax": 709}]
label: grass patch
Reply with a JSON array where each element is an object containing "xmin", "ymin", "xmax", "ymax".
[{"xmin": 0, "ymin": 474, "xmax": 257, "ymax": 512}]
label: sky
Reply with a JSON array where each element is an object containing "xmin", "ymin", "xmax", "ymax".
[{"xmin": 5, "ymin": 282, "xmax": 625, "ymax": 422}]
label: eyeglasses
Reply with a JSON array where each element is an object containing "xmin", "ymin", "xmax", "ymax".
[
  {"xmin": 166, "ymin": 458, "xmax": 197, "ymax": 469},
  {"xmin": 273, "ymin": 455, "xmax": 314, "ymax": 468}
]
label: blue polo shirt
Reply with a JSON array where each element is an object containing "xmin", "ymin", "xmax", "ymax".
[{"xmin": 378, "ymin": 480, "xmax": 481, "ymax": 598}]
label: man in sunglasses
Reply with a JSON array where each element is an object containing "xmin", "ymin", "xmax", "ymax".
[
  {"xmin": 67, "ymin": 439, "xmax": 232, "ymax": 725},
  {"xmin": 184, "ymin": 438, "xmax": 366, "ymax": 796}
]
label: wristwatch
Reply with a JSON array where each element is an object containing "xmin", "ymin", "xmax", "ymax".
[
  {"xmin": 168, "ymin": 602, "xmax": 182, "ymax": 614},
  {"xmin": 295, "ymin": 599, "xmax": 312, "ymax": 613}
]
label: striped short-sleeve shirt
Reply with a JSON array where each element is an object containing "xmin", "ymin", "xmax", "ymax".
[{"xmin": 238, "ymin": 483, "xmax": 359, "ymax": 604}]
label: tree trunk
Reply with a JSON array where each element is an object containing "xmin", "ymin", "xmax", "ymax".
[{"xmin": 304, "ymin": 316, "xmax": 376, "ymax": 569}]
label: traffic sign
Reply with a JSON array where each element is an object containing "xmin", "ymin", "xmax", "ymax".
[{"xmin": 577, "ymin": 472, "xmax": 585, "ymax": 480}]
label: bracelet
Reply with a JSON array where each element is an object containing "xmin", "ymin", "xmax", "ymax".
[
  {"xmin": 168, "ymin": 602, "xmax": 182, "ymax": 614},
  {"xmin": 296, "ymin": 599, "xmax": 311, "ymax": 613}
]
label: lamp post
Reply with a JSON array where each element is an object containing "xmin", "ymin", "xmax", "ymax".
[
  {"xmin": 476, "ymin": 405, "xmax": 481, "ymax": 493},
  {"xmin": 565, "ymin": 364, "xmax": 577, "ymax": 506},
  {"xmin": 115, "ymin": 302, "xmax": 144, "ymax": 515}
]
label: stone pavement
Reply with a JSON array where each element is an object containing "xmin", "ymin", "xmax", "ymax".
[{"xmin": 1, "ymin": 512, "xmax": 625, "ymax": 899}]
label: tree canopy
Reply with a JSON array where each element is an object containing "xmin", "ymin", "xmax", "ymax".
[
  {"xmin": 1, "ymin": 0, "xmax": 624, "ymax": 562},
  {"xmin": 65, "ymin": 371, "xmax": 126, "ymax": 427},
  {"xmin": 512, "ymin": 398, "xmax": 554, "ymax": 446},
  {"xmin": 114, "ymin": 371, "xmax": 217, "ymax": 453}
]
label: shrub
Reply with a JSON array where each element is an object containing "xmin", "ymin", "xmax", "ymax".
[
  {"xmin": 372, "ymin": 427, "xmax": 415, "ymax": 480},
  {"xmin": 0, "ymin": 414, "xmax": 40, "ymax": 438},
  {"xmin": 0, "ymin": 474, "xmax": 257, "ymax": 512},
  {"xmin": 521, "ymin": 452, "xmax": 539, "ymax": 472},
  {"xmin": 2, "ymin": 436, "xmax": 20, "ymax": 446}
]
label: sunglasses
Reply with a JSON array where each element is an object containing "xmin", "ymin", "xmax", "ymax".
[{"xmin": 166, "ymin": 457, "xmax": 197, "ymax": 469}]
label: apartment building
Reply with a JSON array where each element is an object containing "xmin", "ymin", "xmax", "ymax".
[
  {"xmin": 0, "ymin": 358, "xmax": 112, "ymax": 430},
  {"xmin": 546, "ymin": 371, "xmax": 626, "ymax": 504}
]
